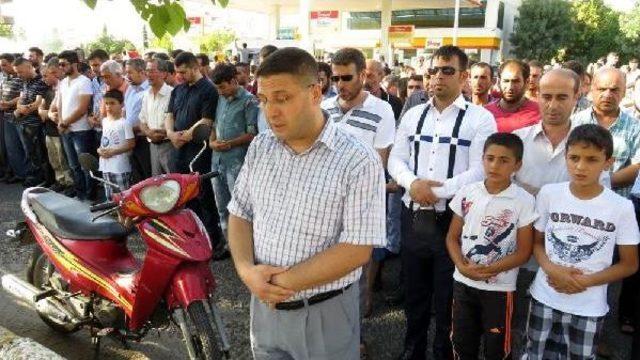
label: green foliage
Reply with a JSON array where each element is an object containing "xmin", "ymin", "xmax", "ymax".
[
  {"xmin": 510, "ymin": 0, "xmax": 574, "ymax": 63},
  {"xmin": 82, "ymin": 0, "xmax": 229, "ymax": 39},
  {"xmin": 86, "ymin": 26, "xmax": 136, "ymax": 55},
  {"xmin": 150, "ymin": 34, "xmax": 174, "ymax": 52},
  {"xmin": 0, "ymin": 23, "xmax": 12, "ymax": 38},
  {"xmin": 568, "ymin": 0, "xmax": 621, "ymax": 63},
  {"xmin": 198, "ymin": 30, "xmax": 235, "ymax": 54}
]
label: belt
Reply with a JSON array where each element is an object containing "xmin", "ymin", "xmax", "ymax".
[
  {"xmin": 274, "ymin": 284, "xmax": 352, "ymax": 311},
  {"xmin": 150, "ymin": 138, "xmax": 170, "ymax": 145}
]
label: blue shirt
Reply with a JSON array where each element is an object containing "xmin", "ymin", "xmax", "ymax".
[
  {"xmin": 573, "ymin": 107, "xmax": 640, "ymax": 197},
  {"xmin": 124, "ymin": 79, "xmax": 149, "ymax": 128},
  {"xmin": 212, "ymin": 87, "xmax": 259, "ymax": 168}
]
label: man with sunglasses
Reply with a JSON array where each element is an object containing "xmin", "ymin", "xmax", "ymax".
[{"xmin": 389, "ymin": 45, "xmax": 496, "ymax": 360}]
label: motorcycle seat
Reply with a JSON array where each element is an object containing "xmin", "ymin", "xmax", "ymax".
[{"xmin": 29, "ymin": 190, "xmax": 128, "ymax": 240}]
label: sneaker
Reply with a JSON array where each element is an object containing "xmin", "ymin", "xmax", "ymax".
[{"xmin": 211, "ymin": 243, "xmax": 230, "ymax": 261}]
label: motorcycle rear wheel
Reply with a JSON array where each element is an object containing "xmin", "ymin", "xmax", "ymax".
[{"xmin": 184, "ymin": 300, "xmax": 224, "ymax": 360}]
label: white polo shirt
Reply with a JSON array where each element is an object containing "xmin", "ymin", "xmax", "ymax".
[
  {"xmin": 450, "ymin": 181, "xmax": 538, "ymax": 292},
  {"xmin": 321, "ymin": 92, "xmax": 395, "ymax": 150}
]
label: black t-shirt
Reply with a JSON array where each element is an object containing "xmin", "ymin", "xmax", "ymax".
[
  {"xmin": 167, "ymin": 77, "xmax": 218, "ymax": 132},
  {"xmin": 379, "ymin": 89, "xmax": 403, "ymax": 122},
  {"xmin": 19, "ymin": 74, "xmax": 49, "ymax": 126},
  {"xmin": 42, "ymin": 88, "xmax": 59, "ymax": 136}
]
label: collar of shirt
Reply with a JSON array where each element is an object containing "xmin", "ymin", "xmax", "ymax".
[
  {"xmin": 225, "ymin": 86, "xmax": 247, "ymax": 102},
  {"xmin": 480, "ymin": 181, "xmax": 518, "ymax": 199},
  {"xmin": 188, "ymin": 77, "xmax": 209, "ymax": 90},
  {"xmin": 332, "ymin": 91, "xmax": 375, "ymax": 114},
  {"xmin": 128, "ymin": 79, "xmax": 149, "ymax": 93},
  {"xmin": 266, "ymin": 111, "xmax": 337, "ymax": 153},
  {"xmin": 427, "ymin": 93, "xmax": 467, "ymax": 114},
  {"xmin": 152, "ymin": 82, "xmax": 173, "ymax": 97}
]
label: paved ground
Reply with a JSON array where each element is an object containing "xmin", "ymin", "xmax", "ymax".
[{"xmin": 0, "ymin": 182, "xmax": 633, "ymax": 359}]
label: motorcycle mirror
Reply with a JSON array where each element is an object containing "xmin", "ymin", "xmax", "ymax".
[
  {"xmin": 79, "ymin": 153, "xmax": 99, "ymax": 172},
  {"xmin": 192, "ymin": 123, "xmax": 211, "ymax": 144}
]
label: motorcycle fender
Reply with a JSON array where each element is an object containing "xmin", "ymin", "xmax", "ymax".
[{"xmin": 166, "ymin": 262, "xmax": 216, "ymax": 309}]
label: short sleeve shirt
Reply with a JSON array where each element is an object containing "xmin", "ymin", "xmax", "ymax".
[
  {"xmin": 99, "ymin": 117, "xmax": 134, "ymax": 174},
  {"xmin": 450, "ymin": 181, "xmax": 538, "ymax": 292},
  {"xmin": 531, "ymin": 182, "xmax": 640, "ymax": 317},
  {"xmin": 19, "ymin": 74, "xmax": 49, "ymax": 126},
  {"xmin": 0, "ymin": 73, "xmax": 22, "ymax": 121},
  {"xmin": 58, "ymin": 75, "xmax": 93, "ymax": 132},
  {"xmin": 485, "ymin": 99, "xmax": 541, "ymax": 133},
  {"xmin": 168, "ymin": 77, "xmax": 218, "ymax": 131}
]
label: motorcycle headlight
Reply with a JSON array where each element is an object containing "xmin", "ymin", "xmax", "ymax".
[{"xmin": 140, "ymin": 180, "xmax": 181, "ymax": 213}]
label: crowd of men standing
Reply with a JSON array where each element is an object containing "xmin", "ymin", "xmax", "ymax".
[{"xmin": 2, "ymin": 43, "xmax": 640, "ymax": 360}]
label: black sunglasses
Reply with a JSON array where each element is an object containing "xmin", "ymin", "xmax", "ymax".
[
  {"xmin": 330, "ymin": 74, "xmax": 354, "ymax": 82},
  {"xmin": 428, "ymin": 66, "xmax": 457, "ymax": 76}
]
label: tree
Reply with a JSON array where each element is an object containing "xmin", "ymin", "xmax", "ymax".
[
  {"xmin": 509, "ymin": 0, "xmax": 574, "ymax": 63},
  {"xmin": 86, "ymin": 25, "xmax": 136, "ymax": 55},
  {"xmin": 150, "ymin": 34, "xmax": 174, "ymax": 52},
  {"xmin": 568, "ymin": 0, "xmax": 621, "ymax": 64},
  {"xmin": 198, "ymin": 30, "xmax": 235, "ymax": 54},
  {"xmin": 82, "ymin": 0, "xmax": 229, "ymax": 38},
  {"xmin": 619, "ymin": 3, "xmax": 640, "ymax": 58}
]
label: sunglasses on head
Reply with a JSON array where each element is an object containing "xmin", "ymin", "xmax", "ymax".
[
  {"xmin": 330, "ymin": 74, "xmax": 354, "ymax": 82},
  {"xmin": 428, "ymin": 66, "xmax": 457, "ymax": 76}
]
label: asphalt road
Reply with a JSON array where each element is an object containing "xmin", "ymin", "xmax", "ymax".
[{"xmin": 0, "ymin": 182, "xmax": 632, "ymax": 359}]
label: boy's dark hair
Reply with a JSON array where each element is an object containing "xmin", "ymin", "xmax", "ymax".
[
  {"xmin": 499, "ymin": 59, "xmax": 530, "ymax": 81},
  {"xmin": 332, "ymin": 48, "xmax": 366, "ymax": 73},
  {"xmin": 77, "ymin": 62, "xmax": 91, "ymax": 75},
  {"xmin": 58, "ymin": 50, "xmax": 80, "ymax": 65},
  {"xmin": 211, "ymin": 63, "xmax": 237, "ymax": 84},
  {"xmin": 103, "ymin": 89, "xmax": 124, "ymax": 104},
  {"xmin": 483, "ymin": 132, "xmax": 524, "ymax": 161},
  {"xmin": 153, "ymin": 52, "xmax": 170, "ymax": 61},
  {"xmin": 196, "ymin": 53, "xmax": 210, "ymax": 67},
  {"xmin": 318, "ymin": 61, "xmax": 332, "ymax": 77},
  {"xmin": 0, "ymin": 53, "xmax": 15, "ymax": 63},
  {"xmin": 174, "ymin": 51, "xmax": 198, "ymax": 68},
  {"xmin": 566, "ymin": 124, "xmax": 614, "ymax": 159},
  {"xmin": 433, "ymin": 45, "xmax": 469, "ymax": 71},
  {"xmin": 471, "ymin": 61, "xmax": 494, "ymax": 78},
  {"xmin": 409, "ymin": 74, "xmax": 424, "ymax": 83},
  {"xmin": 12, "ymin": 57, "xmax": 31, "ymax": 67},
  {"xmin": 28, "ymin": 47, "xmax": 43, "ymax": 57},
  {"xmin": 259, "ymin": 45, "xmax": 278, "ymax": 60},
  {"xmin": 256, "ymin": 47, "xmax": 318, "ymax": 85},
  {"xmin": 88, "ymin": 49, "xmax": 109, "ymax": 62}
]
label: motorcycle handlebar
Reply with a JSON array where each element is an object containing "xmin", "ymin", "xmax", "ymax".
[
  {"xmin": 199, "ymin": 171, "xmax": 219, "ymax": 181},
  {"xmin": 90, "ymin": 201, "xmax": 117, "ymax": 212}
]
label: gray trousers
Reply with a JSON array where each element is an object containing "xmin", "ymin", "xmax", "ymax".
[
  {"xmin": 250, "ymin": 283, "xmax": 360, "ymax": 360},
  {"xmin": 149, "ymin": 141, "xmax": 173, "ymax": 176}
]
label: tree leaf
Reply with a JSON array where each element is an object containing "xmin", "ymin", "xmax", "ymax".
[
  {"xmin": 166, "ymin": 2, "xmax": 186, "ymax": 35},
  {"xmin": 217, "ymin": 0, "xmax": 229, "ymax": 7},
  {"xmin": 149, "ymin": 9, "xmax": 168, "ymax": 38},
  {"xmin": 84, "ymin": 0, "xmax": 97, "ymax": 9}
]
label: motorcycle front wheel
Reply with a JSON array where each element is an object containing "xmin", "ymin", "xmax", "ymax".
[{"xmin": 179, "ymin": 300, "xmax": 224, "ymax": 360}]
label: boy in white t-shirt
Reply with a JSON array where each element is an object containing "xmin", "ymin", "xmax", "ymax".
[
  {"xmin": 447, "ymin": 133, "xmax": 538, "ymax": 359},
  {"xmin": 525, "ymin": 124, "xmax": 640, "ymax": 359},
  {"xmin": 97, "ymin": 90, "xmax": 135, "ymax": 199}
]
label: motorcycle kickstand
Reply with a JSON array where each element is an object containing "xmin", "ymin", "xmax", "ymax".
[{"xmin": 91, "ymin": 335, "xmax": 102, "ymax": 360}]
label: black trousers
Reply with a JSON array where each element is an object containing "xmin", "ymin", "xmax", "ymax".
[
  {"xmin": 451, "ymin": 281, "xmax": 513, "ymax": 360},
  {"xmin": 19, "ymin": 122, "xmax": 52, "ymax": 183},
  {"xmin": 401, "ymin": 206, "xmax": 454, "ymax": 360},
  {"xmin": 131, "ymin": 136, "xmax": 151, "ymax": 183},
  {"xmin": 172, "ymin": 142, "xmax": 223, "ymax": 247}
]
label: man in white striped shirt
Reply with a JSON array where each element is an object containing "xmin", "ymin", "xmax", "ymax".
[
  {"xmin": 389, "ymin": 45, "xmax": 496, "ymax": 360},
  {"xmin": 228, "ymin": 47, "xmax": 386, "ymax": 360}
]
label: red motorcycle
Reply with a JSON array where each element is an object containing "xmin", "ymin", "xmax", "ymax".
[{"xmin": 3, "ymin": 125, "xmax": 230, "ymax": 359}]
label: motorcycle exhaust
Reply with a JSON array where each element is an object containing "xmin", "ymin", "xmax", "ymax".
[{"xmin": 1, "ymin": 274, "xmax": 80, "ymax": 331}]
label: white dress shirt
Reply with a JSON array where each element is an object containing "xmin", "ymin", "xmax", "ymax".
[
  {"xmin": 139, "ymin": 83, "xmax": 173, "ymax": 137},
  {"xmin": 389, "ymin": 94, "xmax": 497, "ymax": 211}
]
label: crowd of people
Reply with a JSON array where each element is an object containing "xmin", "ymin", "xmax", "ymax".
[{"xmin": 1, "ymin": 43, "xmax": 640, "ymax": 360}]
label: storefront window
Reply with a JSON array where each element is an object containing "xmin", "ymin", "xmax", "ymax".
[
  {"xmin": 392, "ymin": 7, "xmax": 486, "ymax": 28},
  {"xmin": 345, "ymin": 11, "xmax": 381, "ymax": 30}
]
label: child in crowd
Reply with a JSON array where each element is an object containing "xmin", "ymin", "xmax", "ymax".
[
  {"xmin": 525, "ymin": 124, "xmax": 640, "ymax": 359},
  {"xmin": 98, "ymin": 89, "xmax": 135, "ymax": 199},
  {"xmin": 447, "ymin": 132, "xmax": 538, "ymax": 359}
]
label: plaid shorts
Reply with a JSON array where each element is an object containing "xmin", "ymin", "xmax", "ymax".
[
  {"xmin": 523, "ymin": 298, "xmax": 604, "ymax": 360},
  {"xmin": 102, "ymin": 172, "xmax": 132, "ymax": 199}
]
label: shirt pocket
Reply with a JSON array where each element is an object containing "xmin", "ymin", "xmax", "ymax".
[{"xmin": 298, "ymin": 182, "xmax": 343, "ymax": 238}]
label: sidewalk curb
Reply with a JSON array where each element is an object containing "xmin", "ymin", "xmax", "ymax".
[{"xmin": 0, "ymin": 326, "xmax": 66, "ymax": 359}]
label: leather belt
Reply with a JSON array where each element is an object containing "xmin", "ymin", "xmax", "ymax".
[
  {"xmin": 274, "ymin": 284, "xmax": 352, "ymax": 311},
  {"xmin": 150, "ymin": 138, "xmax": 170, "ymax": 145}
]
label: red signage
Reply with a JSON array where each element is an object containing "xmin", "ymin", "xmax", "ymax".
[
  {"xmin": 389, "ymin": 25, "xmax": 414, "ymax": 34},
  {"xmin": 310, "ymin": 11, "xmax": 339, "ymax": 19},
  {"xmin": 187, "ymin": 16, "xmax": 202, "ymax": 25}
]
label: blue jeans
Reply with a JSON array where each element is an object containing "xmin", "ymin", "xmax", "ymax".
[
  {"xmin": 386, "ymin": 190, "xmax": 403, "ymax": 254},
  {"xmin": 211, "ymin": 160, "xmax": 242, "ymax": 237},
  {"xmin": 61, "ymin": 130, "xmax": 95, "ymax": 200},
  {"xmin": 17, "ymin": 122, "xmax": 50, "ymax": 183},
  {"xmin": 3, "ymin": 117, "xmax": 27, "ymax": 179}
]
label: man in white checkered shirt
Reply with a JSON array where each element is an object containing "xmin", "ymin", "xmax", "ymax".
[{"xmin": 227, "ymin": 47, "xmax": 386, "ymax": 360}]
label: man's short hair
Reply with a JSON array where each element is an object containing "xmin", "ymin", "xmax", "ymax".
[
  {"xmin": 78, "ymin": 62, "xmax": 91, "ymax": 75},
  {"xmin": 28, "ymin": 47, "xmax": 43, "ymax": 57},
  {"xmin": 100, "ymin": 60, "xmax": 123, "ymax": 75},
  {"xmin": 211, "ymin": 63, "xmax": 237, "ymax": 84},
  {"xmin": 566, "ymin": 124, "xmax": 614, "ymax": 159},
  {"xmin": 332, "ymin": 48, "xmax": 366, "ymax": 73},
  {"xmin": 0, "ymin": 53, "xmax": 15, "ymax": 63},
  {"xmin": 317, "ymin": 62, "xmax": 332, "ymax": 77},
  {"xmin": 256, "ymin": 47, "xmax": 318, "ymax": 85},
  {"xmin": 125, "ymin": 58, "xmax": 146, "ymax": 72},
  {"xmin": 166, "ymin": 61, "xmax": 175, "ymax": 75},
  {"xmin": 433, "ymin": 45, "xmax": 469, "ymax": 71},
  {"xmin": 103, "ymin": 89, "xmax": 124, "ymax": 104},
  {"xmin": 148, "ymin": 58, "xmax": 170, "ymax": 73},
  {"xmin": 45, "ymin": 57, "xmax": 59, "ymax": 69},
  {"xmin": 170, "ymin": 49, "xmax": 184, "ymax": 59},
  {"xmin": 12, "ymin": 57, "xmax": 31, "ymax": 67},
  {"xmin": 153, "ymin": 52, "xmax": 170, "ymax": 61},
  {"xmin": 145, "ymin": 51, "xmax": 156, "ymax": 58},
  {"xmin": 196, "ymin": 53, "xmax": 210, "ymax": 67},
  {"xmin": 44, "ymin": 53, "xmax": 58, "ymax": 64},
  {"xmin": 562, "ymin": 60, "xmax": 585, "ymax": 78},
  {"xmin": 499, "ymin": 59, "xmax": 530, "ymax": 81},
  {"xmin": 259, "ymin": 45, "xmax": 278, "ymax": 60},
  {"xmin": 483, "ymin": 132, "xmax": 524, "ymax": 161},
  {"xmin": 528, "ymin": 60, "xmax": 543, "ymax": 70},
  {"xmin": 235, "ymin": 62, "xmax": 249, "ymax": 71},
  {"xmin": 471, "ymin": 61, "xmax": 494, "ymax": 78},
  {"xmin": 58, "ymin": 50, "xmax": 80, "ymax": 65},
  {"xmin": 174, "ymin": 51, "xmax": 198, "ymax": 68},
  {"xmin": 409, "ymin": 74, "xmax": 424, "ymax": 83},
  {"xmin": 88, "ymin": 49, "xmax": 109, "ymax": 62},
  {"xmin": 383, "ymin": 74, "xmax": 400, "ymax": 88},
  {"xmin": 242, "ymin": 42, "xmax": 248, "ymax": 48},
  {"xmin": 544, "ymin": 69, "xmax": 581, "ymax": 94}
]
